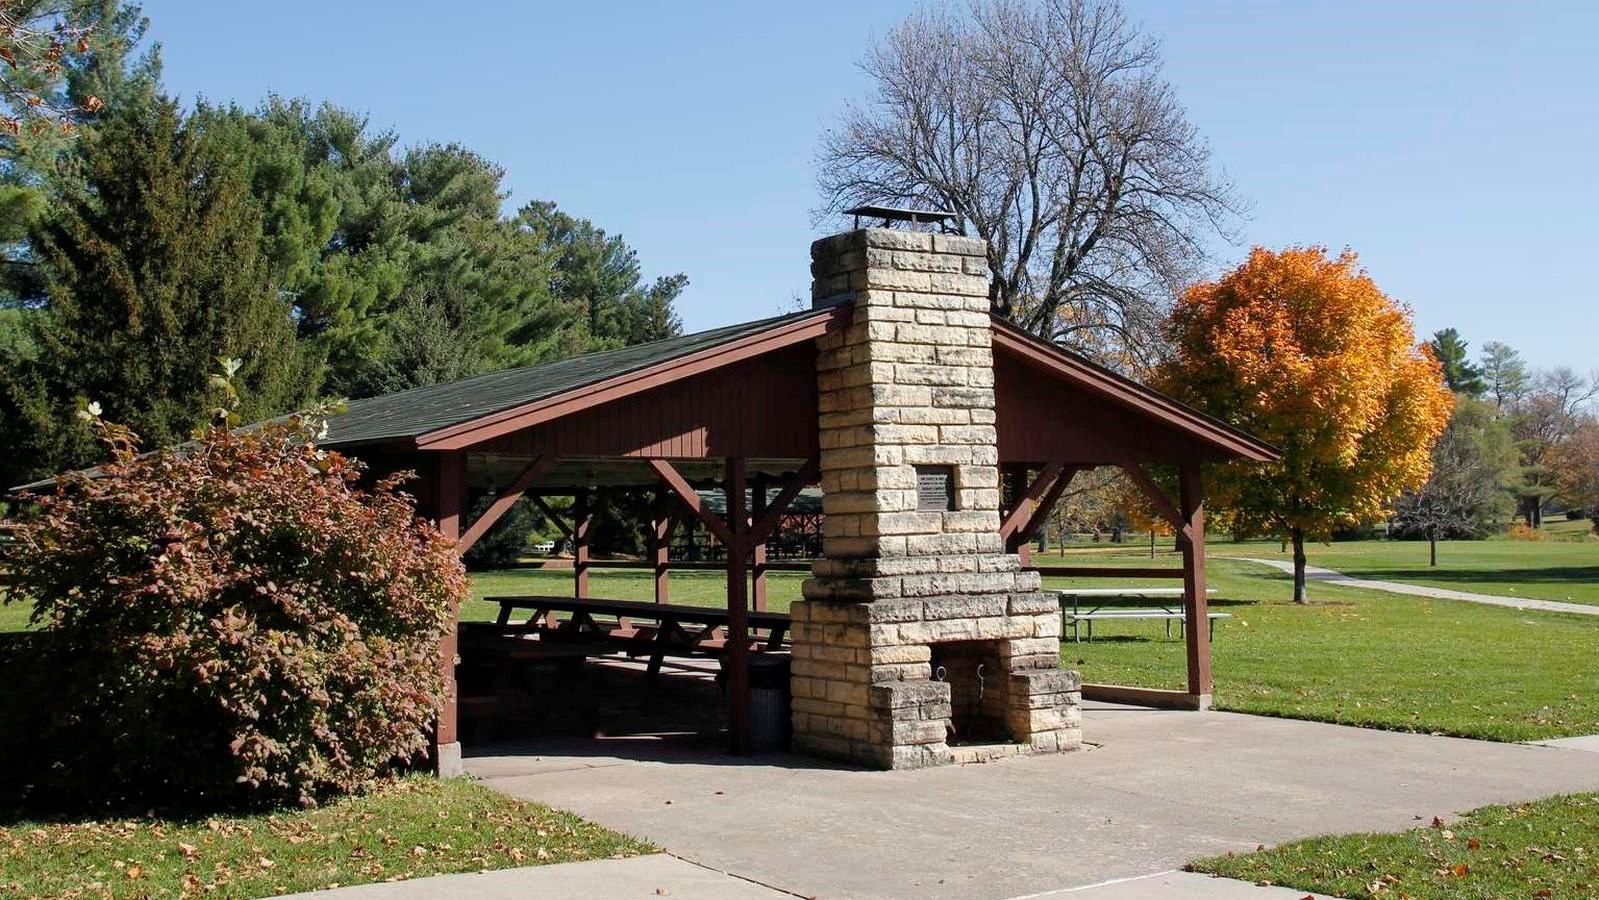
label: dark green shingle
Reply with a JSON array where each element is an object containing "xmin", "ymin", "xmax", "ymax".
[{"xmin": 322, "ymin": 307, "xmax": 830, "ymax": 448}]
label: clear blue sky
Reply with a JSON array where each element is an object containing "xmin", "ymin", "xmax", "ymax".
[{"xmin": 143, "ymin": 0, "xmax": 1597, "ymax": 371}]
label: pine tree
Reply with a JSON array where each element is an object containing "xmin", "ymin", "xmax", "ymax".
[
  {"xmin": 1428, "ymin": 328, "xmax": 1486, "ymax": 396},
  {"xmin": 0, "ymin": 95, "xmax": 315, "ymax": 487}
]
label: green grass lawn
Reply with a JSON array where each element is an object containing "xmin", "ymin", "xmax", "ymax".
[
  {"xmin": 1191, "ymin": 792, "xmax": 1599, "ymax": 899},
  {"xmin": 0, "ymin": 598, "xmax": 31, "ymax": 633},
  {"xmin": 474, "ymin": 550, "xmax": 1599, "ymax": 743},
  {"xmin": 1208, "ymin": 530, "xmax": 1599, "ymax": 606},
  {"xmin": 0, "ymin": 776, "xmax": 653, "ymax": 899}
]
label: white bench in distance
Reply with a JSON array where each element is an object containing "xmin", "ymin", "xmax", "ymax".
[{"xmin": 1049, "ymin": 587, "xmax": 1227, "ymax": 643}]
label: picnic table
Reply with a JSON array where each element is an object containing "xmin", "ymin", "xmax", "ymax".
[
  {"xmin": 489, "ymin": 595, "xmax": 790, "ymax": 676},
  {"xmin": 455, "ymin": 624, "xmax": 601, "ymax": 740},
  {"xmin": 1048, "ymin": 587, "xmax": 1228, "ymax": 643}
]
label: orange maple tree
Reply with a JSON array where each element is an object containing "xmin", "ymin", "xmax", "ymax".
[
  {"xmin": 1547, "ymin": 418, "xmax": 1599, "ymax": 531},
  {"xmin": 1155, "ymin": 247, "xmax": 1454, "ymax": 602}
]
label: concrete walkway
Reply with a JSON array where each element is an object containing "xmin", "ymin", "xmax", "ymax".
[
  {"xmin": 463, "ymin": 702, "xmax": 1599, "ymax": 900},
  {"xmin": 279, "ymin": 854, "xmax": 790, "ymax": 899},
  {"xmin": 1228, "ymin": 556, "xmax": 1599, "ymax": 616},
  {"xmin": 278, "ymin": 856, "xmax": 1339, "ymax": 899}
]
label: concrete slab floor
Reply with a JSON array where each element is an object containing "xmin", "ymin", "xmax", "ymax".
[
  {"xmin": 467, "ymin": 702, "xmax": 1599, "ymax": 900},
  {"xmin": 1038, "ymin": 870, "xmax": 1337, "ymax": 899},
  {"xmin": 1524, "ymin": 734, "xmax": 1599, "ymax": 753}
]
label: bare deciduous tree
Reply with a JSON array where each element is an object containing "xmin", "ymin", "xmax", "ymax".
[
  {"xmin": 1393, "ymin": 398, "xmax": 1516, "ymax": 565},
  {"xmin": 818, "ymin": 0, "xmax": 1240, "ymax": 366}
]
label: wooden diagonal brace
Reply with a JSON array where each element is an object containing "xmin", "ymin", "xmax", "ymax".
[
  {"xmin": 748, "ymin": 456, "xmax": 819, "ymax": 547},
  {"xmin": 1122, "ymin": 463, "xmax": 1191, "ymax": 541},
  {"xmin": 999, "ymin": 462, "xmax": 1064, "ymax": 542},
  {"xmin": 456, "ymin": 454, "xmax": 559, "ymax": 554},
  {"xmin": 648, "ymin": 458, "xmax": 735, "ymax": 547},
  {"xmin": 529, "ymin": 494, "xmax": 574, "ymax": 537},
  {"xmin": 1013, "ymin": 465, "xmax": 1076, "ymax": 550}
]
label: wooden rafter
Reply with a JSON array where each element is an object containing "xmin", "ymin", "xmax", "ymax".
[
  {"xmin": 748, "ymin": 456, "xmax": 819, "ymax": 546},
  {"xmin": 648, "ymin": 459, "xmax": 735, "ymax": 546},
  {"xmin": 456, "ymin": 455, "xmax": 559, "ymax": 554}
]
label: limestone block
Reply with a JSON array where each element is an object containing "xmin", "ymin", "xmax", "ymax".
[
  {"xmin": 921, "ymin": 594, "xmax": 1008, "ymax": 619},
  {"xmin": 939, "ymin": 424, "xmax": 998, "ymax": 445},
  {"xmin": 944, "ymin": 310, "xmax": 992, "ymax": 327},
  {"xmin": 894, "ymin": 364, "xmax": 969, "ymax": 387},
  {"xmin": 903, "ymin": 532, "xmax": 980, "ymax": 556},
  {"xmin": 867, "ymin": 644, "xmax": 933, "ymax": 665},
  {"xmin": 862, "ymin": 267, "xmax": 932, "ymax": 292},
  {"xmin": 931, "ymin": 386, "xmax": 995, "ymax": 409},
  {"xmin": 858, "ymin": 228, "xmax": 933, "ymax": 252},
  {"xmin": 870, "ymin": 661, "xmax": 932, "ymax": 682},
  {"xmin": 936, "ymin": 346, "xmax": 992, "ymax": 368},
  {"xmin": 932, "ymin": 233, "xmax": 988, "ymax": 256},
  {"xmin": 976, "ymin": 554, "xmax": 1021, "ymax": 573},
  {"xmin": 893, "ymin": 249, "xmax": 962, "ymax": 273},
  {"xmin": 792, "ymin": 696, "xmax": 845, "ymax": 719},
  {"xmin": 902, "ymin": 444, "xmax": 976, "ymax": 466},
  {"xmin": 870, "ymin": 383, "xmax": 933, "ymax": 407},
  {"xmin": 928, "ymin": 272, "xmax": 990, "ymax": 295},
  {"xmin": 868, "ymin": 679, "xmax": 950, "ymax": 710},
  {"xmin": 1007, "ymin": 592, "xmax": 1059, "ymax": 616},
  {"xmin": 861, "ymin": 598, "xmax": 932, "ymax": 623}
]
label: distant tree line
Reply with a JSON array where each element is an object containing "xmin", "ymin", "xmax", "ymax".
[
  {"xmin": 0, "ymin": 3, "xmax": 684, "ymax": 494},
  {"xmin": 1415, "ymin": 329, "xmax": 1597, "ymax": 537}
]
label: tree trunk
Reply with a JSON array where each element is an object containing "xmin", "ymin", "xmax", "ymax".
[
  {"xmin": 1429, "ymin": 533, "xmax": 1438, "ymax": 567},
  {"xmin": 1291, "ymin": 528, "xmax": 1309, "ymax": 604}
]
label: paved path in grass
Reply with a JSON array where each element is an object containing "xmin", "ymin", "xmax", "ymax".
[
  {"xmin": 463, "ymin": 702, "xmax": 1599, "ymax": 900},
  {"xmin": 278, "ymin": 854, "xmax": 788, "ymax": 898},
  {"xmin": 1228, "ymin": 556, "xmax": 1599, "ymax": 616},
  {"xmin": 274, "ymin": 852, "xmax": 1336, "ymax": 899}
]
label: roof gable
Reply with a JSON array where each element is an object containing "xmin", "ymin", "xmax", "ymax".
[{"xmin": 322, "ymin": 306, "xmax": 842, "ymax": 449}]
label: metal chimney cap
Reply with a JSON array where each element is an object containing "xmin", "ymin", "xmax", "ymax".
[{"xmin": 843, "ymin": 205, "xmax": 958, "ymax": 231}]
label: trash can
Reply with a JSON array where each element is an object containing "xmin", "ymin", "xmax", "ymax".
[{"xmin": 743, "ymin": 652, "xmax": 792, "ymax": 753}]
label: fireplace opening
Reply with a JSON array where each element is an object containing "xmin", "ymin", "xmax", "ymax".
[{"xmin": 929, "ymin": 641, "xmax": 1012, "ymax": 745}]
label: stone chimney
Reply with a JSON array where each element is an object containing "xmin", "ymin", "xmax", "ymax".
[{"xmin": 789, "ymin": 227, "xmax": 1081, "ymax": 769}]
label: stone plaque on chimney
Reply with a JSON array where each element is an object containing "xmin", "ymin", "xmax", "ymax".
[
  {"xmin": 788, "ymin": 227, "xmax": 1081, "ymax": 769},
  {"xmin": 914, "ymin": 465, "xmax": 956, "ymax": 512}
]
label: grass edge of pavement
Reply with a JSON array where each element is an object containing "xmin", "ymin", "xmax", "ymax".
[
  {"xmin": 1188, "ymin": 791, "xmax": 1599, "ymax": 900},
  {"xmin": 0, "ymin": 774, "xmax": 656, "ymax": 899}
]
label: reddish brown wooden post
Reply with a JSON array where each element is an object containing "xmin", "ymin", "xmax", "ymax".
[
  {"xmin": 572, "ymin": 490, "xmax": 591, "ymax": 600},
  {"xmin": 651, "ymin": 490, "xmax": 673, "ymax": 604},
  {"xmin": 1178, "ymin": 461, "xmax": 1213, "ymax": 707},
  {"xmin": 435, "ymin": 450, "xmax": 465, "ymax": 776},
  {"xmin": 751, "ymin": 474, "xmax": 768, "ymax": 612},
  {"xmin": 725, "ymin": 458, "xmax": 752, "ymax": 754}
]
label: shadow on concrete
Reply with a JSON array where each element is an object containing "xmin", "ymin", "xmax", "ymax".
[{"xmin": 460, "ymin": 654, "xmax": 858, "ymax": 772}]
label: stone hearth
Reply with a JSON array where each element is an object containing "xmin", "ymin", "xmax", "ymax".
[{"xmin": 788, "ymin": 227, "xmax": 1082, "ymax": 769}]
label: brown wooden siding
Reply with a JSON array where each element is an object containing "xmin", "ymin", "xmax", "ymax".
[
  {"xmin": 994, "ymin": 353, "xmax": 1199, "ymax": 465},
  {"xmin": 477, "ymin": 343, "xmax": 820, "ymax": 460}
]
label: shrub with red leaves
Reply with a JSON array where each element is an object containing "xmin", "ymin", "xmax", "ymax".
[{"xmin": 2, "ymin": 410, "xmax": 465, "ymax": 810}]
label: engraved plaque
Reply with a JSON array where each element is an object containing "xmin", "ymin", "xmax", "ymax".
[{"xmin": 914, "ymin": 465, "xmax": 957, "ymax": 512}]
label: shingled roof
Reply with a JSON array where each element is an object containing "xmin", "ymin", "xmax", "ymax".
[{"xmin": 322, "ymin": 306, "xmax": 834, "ymax": 448}]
